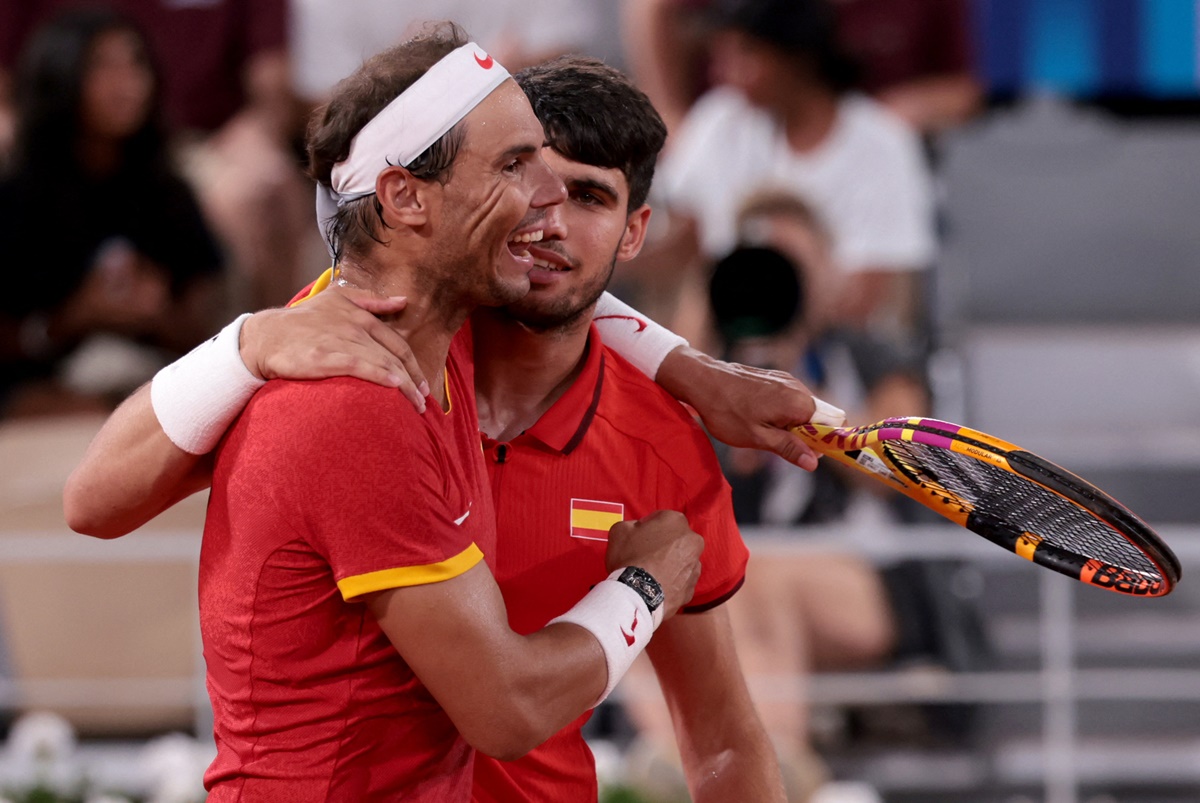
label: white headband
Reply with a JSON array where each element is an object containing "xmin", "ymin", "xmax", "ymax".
[{"xmin": 316, "ymin": 42, "xmax": 511, "ymax": 254}]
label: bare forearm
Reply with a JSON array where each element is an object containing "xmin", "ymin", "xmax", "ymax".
[
  {"xmin": 682, "ymin": 722, "xmax": 786, "ymax": 803},
  {"xmin": 370, "ymin": 573, "xmax": 608, "ymax": 761},
  {"xmin": 879, "ymin": 73, "xmax": 982, "ymax": 133},
  {"xmin": 650, "ymin": 607, "xmax": 787, "ymax": 802},
  {"xmin": 621, "ymin": 0, "xmax": 694, "ymax": 133},
  {"xmin": 478, "ymin": 623, "xmax": 608, "ymax": 759},
  {"xmin": 64, "ymin": 383, "xmax": 211, "ymax": 538}
]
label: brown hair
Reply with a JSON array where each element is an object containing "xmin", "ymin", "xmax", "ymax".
[
  {"xmin": 515, "ymin": 56, "xmax": 667, "ymax": 212},
  {"xmin": 307, "ymin": 22, "xmax": 470, "ymax": 260}
]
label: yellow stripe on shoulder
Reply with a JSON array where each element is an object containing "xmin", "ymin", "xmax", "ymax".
[
  {"xmin": 337, "ymin": 542, "xmax": 485, "ymax": 601},
  {"xmin": 288, "ymin": 268, "xmax": 335, "ymax": 308}
]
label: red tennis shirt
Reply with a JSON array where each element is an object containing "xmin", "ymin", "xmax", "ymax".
[
  {"xmin": 471, "ymin": 325, "xmax": 748, "ymax": 803},
  {"xmin": 200, "ymin": 330, "xmax": 494, "ymax": 801}
]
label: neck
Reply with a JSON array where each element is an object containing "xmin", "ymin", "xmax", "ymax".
[
  {"xmin": 778, "ymin": 86, "xmax": 839, "ymax": 154},
  {"xmin": 337, "ymin": 257, "xmax": 475, "ymax": 409},
  {"xmin": 471, "ymin": 306, "xmax": 593, "ymax": 441}
]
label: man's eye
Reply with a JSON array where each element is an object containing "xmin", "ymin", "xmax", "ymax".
[
  {"xmin": 503, "ymin": 159, "xmax": 522, "ymax": 174},
  {"xmin": 574, "ymin": 192, "xmax": 600, "ymax": 205}
]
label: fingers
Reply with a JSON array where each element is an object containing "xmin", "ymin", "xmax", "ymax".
[
  {"xmin": 362, "ymin": 316, "xmax": 430, "ymax": 399},
  {"xmin": 293, "ymin": 287, "xmax": 428, "ymax": 411},
  {"xmin": 757, "ymin": 427, "xmax": 820, "ymax": 472}
]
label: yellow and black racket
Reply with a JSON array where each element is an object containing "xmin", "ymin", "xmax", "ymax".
[{"xmin": 793, "ymin": 413, "xmax": 1181, "ymax": 597}]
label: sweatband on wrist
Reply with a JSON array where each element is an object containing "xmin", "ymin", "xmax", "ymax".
[
  {"xmin": 550, "ymin": 570, "xmax": 658, "ymax": 705},
  {"xmin": 150, "ymin": 313, "xmax": 266, "ymax": 455},
  {"xmin": 316, "ymin": 42, "xmax": 510, "ymax": 254},
  {"xmin": 594, "ymin": 292, "xmax": 688, "ymax": 380}
]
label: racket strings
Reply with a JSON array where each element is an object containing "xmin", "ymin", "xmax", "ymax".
[{"xmin": 884, "ymin": 440, "xmax": 1159, "ymax": 576}]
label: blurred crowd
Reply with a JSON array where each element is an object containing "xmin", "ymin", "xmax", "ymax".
[{"xmin": 0, "ymin": 1, "xmax": 986, "ymax": 801}]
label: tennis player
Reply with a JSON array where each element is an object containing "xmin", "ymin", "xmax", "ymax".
[
  {"xmin": 69, "ymin": 28, "xmax": 710, "ymax": 801},
  {"xmin": 65, "ymin": 36, "xmax": 842, "ymax": 803}
]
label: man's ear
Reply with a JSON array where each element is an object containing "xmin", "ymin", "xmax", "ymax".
[
  {"xmin": 376, "ymin": 165, "xmax": 432, "ymax": 228},
  {"xmin": 616, "ymin": 204, "xmax": 653, "ymax": 263}
]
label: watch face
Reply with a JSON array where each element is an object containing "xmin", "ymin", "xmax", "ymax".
[{"xmin": 621, "ymin": 567, "xmax": 665, "ymax": 610}]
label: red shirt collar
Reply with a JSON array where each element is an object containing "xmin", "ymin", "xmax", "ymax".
[{"xmin": 518, "ymin": 324, "xmax": 605, "ymax": 455}]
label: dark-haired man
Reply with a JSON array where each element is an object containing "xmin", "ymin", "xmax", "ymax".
[
  {"xmin": 67, "ymin": 45, "xmax": 839, "ymax": 802},
  {"xmin": 70, "ymin": 29, "xmax": 709, "ymax": 801}
]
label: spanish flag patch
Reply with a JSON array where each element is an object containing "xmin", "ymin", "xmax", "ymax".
[{"xmin": 570, "ymin": 498, "xmax": 624, "ymax": 541}]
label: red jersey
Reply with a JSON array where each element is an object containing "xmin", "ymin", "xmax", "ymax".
[
  {"xmin": 200, "ymin": 331, "xmax": 494, "ymax": 802},
  {"xmin": 472, "ymin": 325, "xmax": 748, "ymax": 803}
]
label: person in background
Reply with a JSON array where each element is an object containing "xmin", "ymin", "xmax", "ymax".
[
  {"xmin": 291, "ymin": 0, "xmax": 615, "ymax": 108},
  {"xmin": 638, "ymin": 0, "xmax": 937, "ymax": 355},
  {"xmin": 0, "ymin": 0, "xmax": 313, "ymax": 312},
  {"xmin": 622, "ymin": 0, "xmax": 980, "ymax": 137},
  {"xmin": 624, "ymin": 192, "xmax": 911, "ymax": 802},
  {"xmin": 0, "ymin": 7, "xmax": 223, "ymax": 418}
]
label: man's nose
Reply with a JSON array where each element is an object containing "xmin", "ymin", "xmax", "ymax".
[
  {"xmin": 528, "ymin": 157, "xmax": 567, "ymax": 209},
  {"xmin": 539, "ymin": 203, "xmax": 568, "ymax": 241}
]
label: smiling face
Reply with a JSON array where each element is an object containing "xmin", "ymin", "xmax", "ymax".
[
  {"xmin": 423, "ymin": 79, "xmax": 566, "ymax": 308},
  {"xmin": 498, "ymin": 147, "xmax": 650, "ymax": 331}
]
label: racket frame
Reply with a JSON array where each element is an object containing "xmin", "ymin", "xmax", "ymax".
[{"xmin": 795, "ymin": 417, "xmax": 1180, "ymax": 597}]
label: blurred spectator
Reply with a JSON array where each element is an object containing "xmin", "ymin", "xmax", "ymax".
[
  {"xmin": 709, "ymin": 191, "xmax": 930, "ymax": 524},
  {"xmin": 0, "ymin": 0, "xmax": 314, "ymax": 311},
  {"xmin": 290, "ymin": 0, "xmax": 613, "ymax": 105},
  {"xmin": 621, "ymin": 193, "xmax": 921, "ymax": 802},
  {"xmin": 834, "ymin": 0, "xmax": 981, "ymax": 134},
  {"xmin": 715, "ymin": 194, "xmax": 921, "ymax": 791},
  {"xmin": 623, "ymin": 0, "xmax": 980, "ymax": 136},
  {"xmin": 0, "ymin": 7, "xmax": 223, "ymax": 418},
  {"xmin": 647, "ymin": 0, "xmax": 937, "ymax": 348}
]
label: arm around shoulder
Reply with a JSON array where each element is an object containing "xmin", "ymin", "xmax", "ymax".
[
  {"xmin": 366, "ymin": 563, "xmax": 609, "ymax": 761},
  {"xmin": 64, "ymin": 382, "xmax": 214, "ymax": 538}
]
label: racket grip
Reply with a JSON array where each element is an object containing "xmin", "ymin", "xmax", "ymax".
[{"xmin": 810, "ymin": 397, "xmax": 846, "ymax": 427}]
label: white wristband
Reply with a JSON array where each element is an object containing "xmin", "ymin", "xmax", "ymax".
[
  {"xmin": 150, "ymin": 313, "xmax": 266, "ymax": 455},
  {"xmin": 594, "ymin": 292, "xmax": 688, "ymax": 380},
  {"xmin": 550, "ymin": 570, "xmax": 658, "ymax": 705}
]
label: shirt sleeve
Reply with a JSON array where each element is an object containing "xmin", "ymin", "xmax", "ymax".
[{"xmin": 232, "ymin": 378, "xmax": 483, "ymax": 602}]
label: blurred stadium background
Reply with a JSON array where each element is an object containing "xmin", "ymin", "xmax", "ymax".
[{"xmin": 3, "ymin": 1, "xmax": 1200, "ymax": 802}]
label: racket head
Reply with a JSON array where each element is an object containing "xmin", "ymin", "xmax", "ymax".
[{"xmin": 795, "ymin": 417, "xmax": 1181, "ymax": 597}]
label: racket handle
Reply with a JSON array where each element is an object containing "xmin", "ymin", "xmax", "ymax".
[{"xmin": 811, "ymin": 397, "xmax": 846, "ymax": 427}]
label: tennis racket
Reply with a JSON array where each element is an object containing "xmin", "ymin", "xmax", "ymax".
[{"xmin": 793, "ymin": 411, "xmax": 1181, "ymax": 597}]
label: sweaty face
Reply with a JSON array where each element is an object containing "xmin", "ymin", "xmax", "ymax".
[
  {"xmin": 80, "ymin": 28, "xmax": 154, "ymax": 141},
  {"xmin": 428, "ymin": 80, "xmax": 566, "ymax": 308},
  {"xmin": 499, "ymin": 148, "xmax": 635, "ymax": 330}
]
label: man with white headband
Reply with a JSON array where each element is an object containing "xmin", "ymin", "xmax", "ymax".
[
  {"xmin": 72, "ymin": 28, "xmax": 707, "ymax": 801},
  {"xmin": 66, "ymin": 27, "xmax": 843, "ymax": 803}
]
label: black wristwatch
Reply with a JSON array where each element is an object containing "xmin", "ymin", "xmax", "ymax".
[{"xmin": 615, "ymin": 566, "xmax": 665, "ymax": 614}]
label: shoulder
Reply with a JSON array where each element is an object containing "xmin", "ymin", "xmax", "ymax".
[
  {"xmin": 238, "ymin": 377, "xmax": 432, "ymax": 457},
  {"xmin": 595, "ymin": 348, "xmax": 724, "ymax": 482}
]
